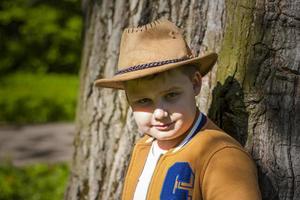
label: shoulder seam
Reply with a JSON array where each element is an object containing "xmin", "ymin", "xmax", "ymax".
[{"xmin": 200, "ymin": 146, "xmax": 251, "ymax": 185}]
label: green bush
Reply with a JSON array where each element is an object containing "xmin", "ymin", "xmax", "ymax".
[
  {"xmin": 0, "ymin": 72, "xmax": 79, "ymax": 124},
  {"xmin": 0, "ymin": 0, "xmax": 82, "ymax": 75},
  {"xmin": 0, "ymin": 162, "xmax": 69, "ymax": 200}
]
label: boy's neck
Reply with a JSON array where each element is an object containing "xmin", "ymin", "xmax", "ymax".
[{"xmin": 156, "ymin": 109, "xmax": 200, "ymax": 151}]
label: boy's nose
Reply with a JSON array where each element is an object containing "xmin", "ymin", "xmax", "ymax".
[{"xmin": 153, "ymin": 108, "xmax": 168, "ymax": 120}]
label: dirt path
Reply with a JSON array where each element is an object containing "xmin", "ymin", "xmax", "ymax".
[{"xmin": 0, "ymin": 123, "xmax": 75, "ymax": 166}]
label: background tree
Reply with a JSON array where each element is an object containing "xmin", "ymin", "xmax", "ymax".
[{"xmin": 65, "ymin": 0, "xmax": 300, "ymax": 199}]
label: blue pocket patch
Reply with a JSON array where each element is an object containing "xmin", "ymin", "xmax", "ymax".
[{"xmin": 160, "ymin": 162, "xmax": 194, "ymax": 200}]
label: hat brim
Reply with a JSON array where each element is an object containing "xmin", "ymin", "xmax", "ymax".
[{"xmin": 94, "ymin": 52, "xmax": 217, "ymax": 89}]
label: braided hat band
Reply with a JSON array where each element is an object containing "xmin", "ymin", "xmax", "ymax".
[{"xmin": 115, "ymin": 56, "xmax": 190, "ymax": 75}]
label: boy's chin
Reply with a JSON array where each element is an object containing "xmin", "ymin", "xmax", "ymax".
[{"xmin": 150, "ymin": 131, "xmax": 183, "ymax": 141}]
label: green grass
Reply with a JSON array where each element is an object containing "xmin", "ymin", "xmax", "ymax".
[
  {"xmin": 0, "ymin": 162, "xmax": 69, "ymax": 200},
  {"xmin": 0, "ymin": 72, "xmax": 79, "ymax": 124}
]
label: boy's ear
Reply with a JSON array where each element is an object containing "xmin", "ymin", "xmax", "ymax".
[
  {"xmin": 123, "ymin": 82, "xmax": 131, "ymax": 103},
  {"xmin": 125, "ymin": 91, "xmax": 130, "ymax": 104},
  {"xmin": 192, "ymin": 71, "xmax": 202, "ymax": 96}
]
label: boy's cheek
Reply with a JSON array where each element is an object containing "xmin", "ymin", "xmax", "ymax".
[
  {"xmin": 131, "ymin": 106, "xmax": 153, "ymax": 113},
  {"xmin": 133, "ymin": 111, "xmax": 152, "ymax": 125},
  {"xmin": 133, "ymin": 111, "xmax": 153, "ymax": 134}
]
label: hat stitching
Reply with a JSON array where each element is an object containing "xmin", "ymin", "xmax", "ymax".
[
  {"xmin": 114, "ymin": 56, "xmax": 190, "ymax": 75},
  {"xmin": 126, "ymin": 18, "xmax": 163, "ymax": 34}
]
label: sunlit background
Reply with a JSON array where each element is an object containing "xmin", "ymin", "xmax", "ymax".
[{"xmin": 0, "ymin": 0, "xmax": 82, "ymax": 199}]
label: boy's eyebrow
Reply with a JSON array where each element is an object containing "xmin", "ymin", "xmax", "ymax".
[
  {"xmin": 127, "ymin": 86, "xmax": 182, "ymax": 100},
  {"xmin": 159, "ymin": 86, "xmax": 182, "ymax": 95}
]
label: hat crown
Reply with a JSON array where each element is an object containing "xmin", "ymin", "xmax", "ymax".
[{"xmin": 118, "ymin": 19, "xmax": 193, "ymax": 70}]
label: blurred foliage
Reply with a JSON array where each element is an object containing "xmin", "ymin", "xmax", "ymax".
[
  {"xmin": 0, "ymin": 72, "xmax": 79, "ymax": 124},
  {"xmin": 0, "ymin": 0, "xmax": 82, "ymax": 75},
  {"xmin": 0, "ymin": 162, "xmax": 69, "ymax": 200}
]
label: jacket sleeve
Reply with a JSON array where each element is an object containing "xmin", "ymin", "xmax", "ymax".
[{"xmin": 201, "ymin": 147, "xmax": 262, "ymax": 200}]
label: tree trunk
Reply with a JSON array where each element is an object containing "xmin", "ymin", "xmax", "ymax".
[
  {"xmin": 209, "ymin": 1, "xmax": 300, "ymax": 199},
  {"xmin": 65, "ymin": 0, "xmax": 300, "ymax": 200}
]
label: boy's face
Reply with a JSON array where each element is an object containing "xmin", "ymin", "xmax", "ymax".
[{"xmin": 125, "ymin": 68, "xmax": 202, "ymax": 148}]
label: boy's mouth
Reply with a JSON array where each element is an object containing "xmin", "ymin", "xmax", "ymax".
[{"xmin": 152, "ymin": 122, "xmax": 175, "ymax": 131}]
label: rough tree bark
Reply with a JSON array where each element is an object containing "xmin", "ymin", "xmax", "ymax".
[
  {"xmin": 65, "ymin": 0, "xmax": 300, "ymax": 200},
  {"xmin": 209, "ymin": 1, "xmax": 300, "ymax": 199}
]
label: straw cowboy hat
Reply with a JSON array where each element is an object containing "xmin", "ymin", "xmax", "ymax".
[{"xmin": 94, "ymin": 18, "xmax": 217, "ymax": 89}]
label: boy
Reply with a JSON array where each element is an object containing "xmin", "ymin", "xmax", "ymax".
[{"xmin": 94, "ymin": 18, "xmax": 261, "ymax": 200}]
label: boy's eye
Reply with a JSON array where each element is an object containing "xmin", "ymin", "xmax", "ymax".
[
  {"xmin": 135, "ymin": 98, "xmax": 152, "ymax": 105},
  {"xmin": 165, "ymin": 92, "xmax": 180, "ymax": 100}
]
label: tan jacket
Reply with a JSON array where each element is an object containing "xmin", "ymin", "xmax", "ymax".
[{"xmin": 122, "ymin": 118, "xmax": 261, "ymax": 200}]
